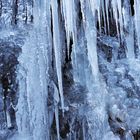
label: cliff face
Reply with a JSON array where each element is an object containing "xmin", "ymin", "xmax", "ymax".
[{"xmin": 0, "ymin": 0, "xmax": 140, "ymax": 140}]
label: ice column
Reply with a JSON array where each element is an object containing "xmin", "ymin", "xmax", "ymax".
[{"xmin": 17, "ymin": 0, "xmax": 50, "ymax": 139}]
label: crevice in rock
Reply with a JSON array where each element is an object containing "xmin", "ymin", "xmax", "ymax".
[{"xmin": 130, "ymin": 0, "xmax": 134, "ymax": 16}]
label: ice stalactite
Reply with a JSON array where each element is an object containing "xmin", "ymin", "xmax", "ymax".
[
  {"xmin": 104, "ymin": 0, "xmax": 110, "ymax": 35},
  {"xmin": 134, "ymin": 0, "xmax": 140, "ymax": 56},
  {"xmin": 123, "ymin": 0, "xmax": 135, "ymax": 59},
  {"xmin": 51, "ymin": 0, "xmax": 65, "ymax": 113},
  {"xmin": 93, "ymin": 0, "xmax": 135, "ymax": 59},
  {"xmin": 62, "ymin": 0, "xmax": 75, "ymax": 60},
  {"xmin": 111, "ymin": 0, "xmax": 123, "ymax": 40},
  {"xmin": 100, "ymin": 0, "xmax": 107, "ymax": 34},
  {"xmin": 61, "ymin": 0, "xmax": 81, "ymax": 84},
  {"xmin": 86, "ymin": 0, "xmax": 99, "ymax": 82}
]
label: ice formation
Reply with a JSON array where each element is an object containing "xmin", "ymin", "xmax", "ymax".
[{"xmin": 0, "ymin": 0, "xmax": 139, "ymax": 140}]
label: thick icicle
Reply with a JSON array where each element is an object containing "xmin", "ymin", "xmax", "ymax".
[
  {"xmin": 111, "ymin": 0, "xmax": 120, "ymax": 39},
  {"xmin": 16, "ymin": 0, "xmax": 50, "ymax": 139},
  {"xmin": 117, "ymin": 0, "xmax": 124, "ymax": 39},
  {"xmin": 90, "ymin": 0, "xmax": 101, "ymax": 33},
  {"xmin": 85, "ymin": 0, "xmax": 99, "ymax": 82},
  {"xmin": 80, "ymin": 1, "xmax": 108, "ymax": 140},
  {"xmin": 62, "ymin": 0, "xmax": 76, "ymax": 59},
  {"xmin": 51, "ymin": 0, "xmax": 65, "ymax": 112},
  {"xmin": 123, "ymin": 0, "xmax": 135, "ymax": 59}
]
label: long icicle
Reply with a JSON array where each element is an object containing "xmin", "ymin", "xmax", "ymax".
[
  {"xmin": 134, "ymin": 0, "xmax": 140, "ymax": 56},
  {"xmin": 51, "ymin": 0, "xmax": 65, "ymax": 113}
]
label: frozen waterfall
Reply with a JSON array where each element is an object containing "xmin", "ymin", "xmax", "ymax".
[
  {"xmin": 0, "ymin": 0, "xmax": 140, "ymax": 140},
  {"xmin": 16, "ymin": 0, "xmax": 50, "ymax": 139},
  {"xmin": 15, "ymin": 0, "xmax": 140, "ymax": 139}
]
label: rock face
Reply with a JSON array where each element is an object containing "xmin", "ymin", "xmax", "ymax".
[
  {"xmin": 0, "ymin": 0, "xmax": 140, "ymax": 140},
  {"xmin": 0, "ymin": 34, "xmax": 22, "ymax": 139}
]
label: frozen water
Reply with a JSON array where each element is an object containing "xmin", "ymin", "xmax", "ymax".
[{"xmin": 0, "ymin": 0, "xmax": 140, "ymax": 140}]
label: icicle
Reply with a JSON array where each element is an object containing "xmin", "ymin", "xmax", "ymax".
[
  {"xmin": 112, "ymin": 0, "xmax": 125, "ymax": 39},
  {"xmin": 111, "ymin": 0, "xmax": 120, "ymax": 39},
  {"xmin": 105, "ymin": 0, "xmax": 110, "ymax": 34},
  {"xmin": 101, "ymin": 0, "xmax": 107, "ymax": 34},
  {"xmin": 89, "ymin": 0, "xmax": 101, "ymax": 33},
  {"xmin": 51, "ymin": 0, "xmax": 65, "ymax": 112},
  {"xmin": 62, "ymin": 0, "xmax": 75, "ymax": 59},
  {"xmin": 85, "ymin": 0, "xmax": 99, "ymax": 83},
  {"xmin": 134, "ymin": 0, "xmax": 140, "ymax": 54},
  {"xmin": 89, "ymin": 0, "xmax": 110, "ymax": 34},
  {"xmin": 97, "ymin": 7, "xmax": 102, "ymax": 34},
  {"xmin": 122, "ymin": 1, "xmax": 135, "ymax": 59},
  {"xmin": 117, "ymin": 0, "xmax": 124, "ymax": 39}
]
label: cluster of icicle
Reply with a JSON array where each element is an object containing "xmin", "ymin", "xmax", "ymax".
[
  {"xmin": 90, "ymin": 0, "xmax": 140, "ymax": 59},
  {"xmin": 16, "ymin": 0, "xmax": 140, "ymax": 140}
]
